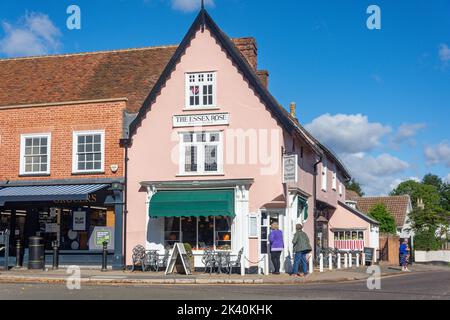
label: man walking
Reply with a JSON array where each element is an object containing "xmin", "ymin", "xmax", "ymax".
[{"xmin": 291, "ymin": 224, "xmax": 312, "ymax": 277}]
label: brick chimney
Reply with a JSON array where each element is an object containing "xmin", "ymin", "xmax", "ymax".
[{"xmin": 233, "ymin": 37, "xmax": 258, "ymax": 70}]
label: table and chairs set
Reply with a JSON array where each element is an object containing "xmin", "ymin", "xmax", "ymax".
[{"xmin": 131, "ymin": 244, "xmax": 243, "ymax": 275}]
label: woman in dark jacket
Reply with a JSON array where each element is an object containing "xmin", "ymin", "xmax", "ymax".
[{"xmin": 269, "ymin": 222, "xmax": 284, "ymax": 274}]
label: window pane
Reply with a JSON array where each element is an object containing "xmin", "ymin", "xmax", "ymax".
[
  {"xmin": 25, "ymin": 147, "xmax": 32, "ymax": 155},
  {"xmin": 198, "ymin": 217, "xmax": 214, "ymax": 250},
  {"xmin": 93, "ymin": 162, "xmax": 101, "ymax": 170},
  {"xmin": 78, "ymin": 162, "xmax": 86, "ymax": 171},
  {"xmin": 183, "ymin": 133, "xmax": 193, "ymax": 143},
  {"xmin": 196, "ymin": 133, "xmax": 206, "ymax": 142},
  {"xmin": 25, "ymin": 164, "xmax": 32, "ymax": 172},
  {"xmin": 86, "ymin": 144, "xmax": 93, "ymax": 152},
  {"xmin": 164, "ymin": 217, "xmax": 180, "ymax": 248},
  {"xmin": 86, "ymin": 154, "xmax": 93, "ymax": 161},
  {"xmin": 32, "ymin": 164, "xmax": 40, "ymax": 172},
  {"xmin": 40, "ymin": 164, "xmax": 47, "ymax": 172},
  {"xmin": 215, "ymin": 216, "xmax": 232, "ymax": 251},
  {"xmin": 32, "ymin": 138, "xmax": 40, "ymax": 146},
  {"xmin": 94, "ymin": 153, "xmax": 101, "ymax": 161},
  {"xmin": 86, "ymin": 136, "xmax": 93, "ymax": 144},
  {"xmin": 78, "ymin": 144, "xmax": 85, "ymax": 153},
  {"xmin": 93, "ymin": 135, "xmax": 101, "ymax": 143},
  {"xmin": 86, "ymin": 162, "xmax": 93, "ymax": 170},
  {"xmin": 181, "ymin": 217, "xmax": 197, "ymax": 249},
  {"xmin": 25, "ymin": 139, "xmax": 32, "ymax": 147},
  {"xmin": 210, "ymin": 133, "xmax": 219, "ymax": 142},
  {"xmin": 93, "ymin": 143, "xmax": 101, "ymax": 152},
  {"xmin": 205, "ymin": 145, "xmax": 217, "ymax": 172},
  {"xmin": 185, "ymin": 146, "xmax": 197, "ymax": 172},
  {"xmin": 32, "ymin": 146, "xmax": 40, "ymax": 155}
]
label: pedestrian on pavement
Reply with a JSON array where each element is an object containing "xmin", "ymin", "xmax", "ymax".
[
  {"xmin": 291, "ymin": 223, "xmax": 312, "ymax": 277},
  {"xmin": 400, "ymin": 239, "xmax": 411, "ymax": 272},
  {"xmin": 269, "ymin": 221, "xmax": 284, "ymax": 275}
]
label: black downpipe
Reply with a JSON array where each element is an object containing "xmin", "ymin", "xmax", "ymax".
[
  {"xmin": 313, "ymin": 157, "xmax": 322, "ymax": 263},
  {"xmin": 123, "ymin": 140, "xmax": 129, "ymax": 270}
]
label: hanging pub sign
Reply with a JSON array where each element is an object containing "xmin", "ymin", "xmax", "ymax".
[
  {"xmin": 283, "ymin": 154, "xmax": 298, "ymax": 183},
  {"xmin": 172, "ymin": 113, "xmax": 230, "ymax": 128},
  {"xmin": 165, "ymin": 243, "xmax": 192, "ymax": 275},
  {"xmin": 72, "ymin": 210, "xmax": 87, "ymax": 231}
]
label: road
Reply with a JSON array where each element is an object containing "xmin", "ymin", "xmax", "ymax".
[{"xmin": 0, "ymin": 271, "xmax": 449, "ymax": 300}]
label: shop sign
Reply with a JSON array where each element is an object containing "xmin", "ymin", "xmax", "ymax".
[
  {"xmin": 89, "ymin": 227, "xmax": 114, "ymax": 251},
  {"xmin": 45, "ymin": 223, "xmax": 58, "ymax": 233},
  {"xmin": 53, "ymin": 194, "xmax": 97, "ymax": 204},
  {"xmin": 72, "ymin": 211, "xmax": 86, "ymax": 231},
  {"xmin": 172, "ymin": 113, "xmax": 230, "ymax": 128},
  {"xmin": 283, "ymin": 154, "xmax": 298, "ymax": 183}
]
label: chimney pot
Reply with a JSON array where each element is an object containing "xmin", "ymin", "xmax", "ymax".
[{"xmin": 290, "ymin": 102, "xmax": 297, "ymax": 118}]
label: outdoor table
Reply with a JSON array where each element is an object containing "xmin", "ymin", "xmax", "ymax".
[{"xmin": 145, "ymin": 250, "xmax": 159, "ymax": 271}]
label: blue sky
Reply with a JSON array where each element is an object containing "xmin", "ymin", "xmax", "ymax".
[{"xmin": 0, "ymin": 0, "xmax": 449, "ymax": 195}]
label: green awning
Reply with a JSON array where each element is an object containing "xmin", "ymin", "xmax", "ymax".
[
  {"xmin": 298, "ymin": 196, "xmax": 309, "ymax": 221},
  {"xmin": 149, "ymin": 189, "xmax": 235, "ymax": 218}
]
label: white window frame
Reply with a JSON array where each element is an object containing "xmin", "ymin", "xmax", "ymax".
[
  {"xmin": 339, "ymin": 182, "xmax": 343, "ymax": 196},
  {"xmin": 332, "ymin": 163, "xmax": 337, "ymax": 191},
  {"xmin": 72, "ymin": 130, "xmax": 105, "ymax": 174},
  {"xmin": 178, "ymin": 131, "xmax": 223, "ymax": 176},
  {"xmin": 19, "ymin": 133, "xmax": 51, "ymax": 175},
  {"xmin": 321, "ymin": 159, "xmax": 327, "ymax": 192},
  {"xmin": 185, "ymin": 72, "xmax": 217, "ymax": 109}
]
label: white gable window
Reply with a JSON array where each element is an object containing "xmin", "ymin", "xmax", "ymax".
[
  {"xmin": 185, "ymin": 72, "xmax": 216, "ymax": 109},
  {"xmin": 179, "ymin": 131, "xmax": 223, "ymax": 175},
  {"xmin": 72, "ymin": 130, "xmax": 105, "ymax": 173},
  {"xmin": 332, "ymin": 163, "xmax": 337, "ymax": 191},
  {"xmin": 321, "ymin": 159, "xmax": 327, "ymax": 192},
  {"xmin": 20, "ymin": 133, "xmax": 51, "ymax": 175}
]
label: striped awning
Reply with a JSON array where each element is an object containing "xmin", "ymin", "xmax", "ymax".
[{"xmin": 0, "ymin": 184, "xmax": 109, "ymax": 206}]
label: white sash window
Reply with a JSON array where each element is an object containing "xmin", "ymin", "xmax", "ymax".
[{"xmin": 185, "ymin": 72, "xmax": 216, "ymax": 109}]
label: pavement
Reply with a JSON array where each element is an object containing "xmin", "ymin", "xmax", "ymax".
[
  {"xmin": 0, "ymin": 263, "xmax": 448, "ymax": 286},
  {"xmin": 1, "ymin": 270, "xmax": 449, "ymax": 300}
]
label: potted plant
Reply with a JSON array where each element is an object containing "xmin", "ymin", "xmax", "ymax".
[{"xmin": 183, "ymin": 243, "xmax": 195, "ymax": 271}]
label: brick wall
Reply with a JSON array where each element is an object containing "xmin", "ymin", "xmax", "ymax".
[{"xmin": 0, "ymin": 101, "xmax": 126, "ymax": 182}]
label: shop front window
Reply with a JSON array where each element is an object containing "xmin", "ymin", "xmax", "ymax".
[{"xmin": 163, "ymin": 216, "xmax": 232, "ymax": 251}]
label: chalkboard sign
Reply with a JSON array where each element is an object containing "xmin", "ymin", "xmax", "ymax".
[
  {"xmin": 165, "ymin": 243, "xmax": 192, "ymax": 275},
  {"xmin": 364, "ymin": 247, "xmax": 374, "ymax": 265}
]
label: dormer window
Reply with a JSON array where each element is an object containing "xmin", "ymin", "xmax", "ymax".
[{"xmin": 185, "ymin": 72, "xmax": 216, "ymax": 109}]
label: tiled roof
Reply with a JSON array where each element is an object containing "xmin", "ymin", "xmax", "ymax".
[
  {"xmin": 354, "ymin": 195, "xmax": 411, "ymax": 227},
  {"xmin": 0, "ymin": 46, "xmax": 177, "ymax": 113}
]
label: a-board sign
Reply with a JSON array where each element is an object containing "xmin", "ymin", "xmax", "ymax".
[
  {"xmin": 165, "ymin": 243, "xmax": 192, "ymax": 275},
  {"xmin": 364, "ymin": 247, "xmax": 374, "ymax": 265}
]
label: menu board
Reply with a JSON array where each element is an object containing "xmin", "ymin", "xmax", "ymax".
[{"xmin": 165, "ymin": 243, "xmax": 192, "ymax": 275}]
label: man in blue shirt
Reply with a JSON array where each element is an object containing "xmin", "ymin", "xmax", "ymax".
[{"xmin": 400, "ymin": 239, "xmax": 411, "ymax": 272}]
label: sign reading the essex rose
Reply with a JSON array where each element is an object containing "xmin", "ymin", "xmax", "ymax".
[
  {"xmin": 283, "ymin": 154, "xmax": 298, "ymax": 184},
  {"xmin": 173, "ymin": 113, "xmax": 230, "ymax": 128}
]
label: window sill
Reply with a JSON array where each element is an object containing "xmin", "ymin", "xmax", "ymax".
[
  {"xmin": 72, "ymin": 171, "xmax": 105, "ymax": 176},
  {"xmin": 19, "ymin": 173, "xmax": 50, "ymax": 177},
  {"xmin": 182, "ymin": 107, "xmax": 220, "ymax": 112},
  {"xmin": 176, "ymin": 173, "xmax": 225, "ymax": 177}
]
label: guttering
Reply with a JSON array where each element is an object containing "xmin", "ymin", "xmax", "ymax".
[
  {"xmin": 120, "ymin": 138, "xmax": 131, "ymax": 270},
  {"xmin": 0, "ymin": 97, "xmax": 128, "ymax": 110}
]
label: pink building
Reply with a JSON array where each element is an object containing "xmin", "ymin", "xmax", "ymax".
[{"xmin": 125, "ymin": 9, "xmax": 379, "ymax": 273}]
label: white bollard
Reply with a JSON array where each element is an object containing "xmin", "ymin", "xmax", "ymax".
[
  {"xmin": 329, "ymin": 253, "xmax": 333, "ymax": 270},
  {"xmin": 309, "ymin": 254, "xmax": 314, "ymax": 274},
  {"xmin": 319, "ymin": 253, "xmax": 323, "ymax": 272},
  {"xmin": 356, "ymin": 252, "xmax": 360, "ymax": 267},
  {"xmin": 344, "ymin": 253, "xmax": 348, "ymax": 268},
  {"xmin": 337, "ymin": 253, "xmax": 341, "ymax": 269},
  {"xmin": 362, "ymin": 253, "xmax": 366, "ymax": 266},
  {"xmin": 374, "ymin": 250, "xmax": 377, "ymax": 263},
  {"xmin": 349, "ymin": 252, "xmax": 353, "ymax": 268}
]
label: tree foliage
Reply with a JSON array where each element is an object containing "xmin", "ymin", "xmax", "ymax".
[
  {"xmin": 368, "ymin": 203, "xmax": 397, "ymax": 234},
  {"xmin": 345, "ymin": 178, "xmax": 365, "ymax": 197},
  {"xmin": 391, "ymin": 173, "xmax": 450, "ymax": 251}
]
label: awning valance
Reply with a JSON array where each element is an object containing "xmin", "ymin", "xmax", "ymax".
[
  {"xmin": 0, "ymin": 184, "xmax": 109, "ymax": 206},
  {"xmin": 149, "ymin": 189, "xmax": 235, "ymax": 218}
]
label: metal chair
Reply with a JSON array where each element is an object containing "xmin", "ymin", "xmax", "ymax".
[
  {"xmin": 144, "ymin": 250, "xmax": 158, "ymax": 271},
  {"xmin": 202, "ymin": 248, "xmax": 216, "ymax": 274},
  {"xmin": 155, "ymin": 249, "xmax": 170, "ymax": 272},
  {"xmin": 131, "ymin": 245, "xmax": 146, "ymax": 272},
  {"xmin": 228, "ymin": 248, "xmax": 244, "ymax": 275}
]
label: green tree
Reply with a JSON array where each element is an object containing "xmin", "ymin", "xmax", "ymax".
[
  {"xmin": 345, "ymin": 178, "xmax": 365, "ymax": 197},
  {"xmin": 368, "ymin": 203, "xmax": 397, "ymax": 234}
]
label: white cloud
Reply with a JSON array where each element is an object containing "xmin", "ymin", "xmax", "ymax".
[
  {"xmin": 0, "ymin": 12, "xmax": 61, "ymax": 57},
  {"xmin": 171, "ymin": 0, "xmax": 215, "ymax": 12},
  {"xmin": 305, "ymin": 113, "xmax": 391, "ymax": 155},
  {"xmin": 393, "ymin": 123, "xmax": 426, "ymax": 146},
  {"xmin": 425, "ymin": 141, "xmax": 450, "ymax": 167},
  {"xmin": 445, "ymin": 173, "xmax": 450, "ymax": 183},
  {"xmin": 439, "ymin": 43, "xmax": 450, "ymax": 63},
  {"xmin": 342, "ymin": 153, "xmax": 410, "ymax": 195}
]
